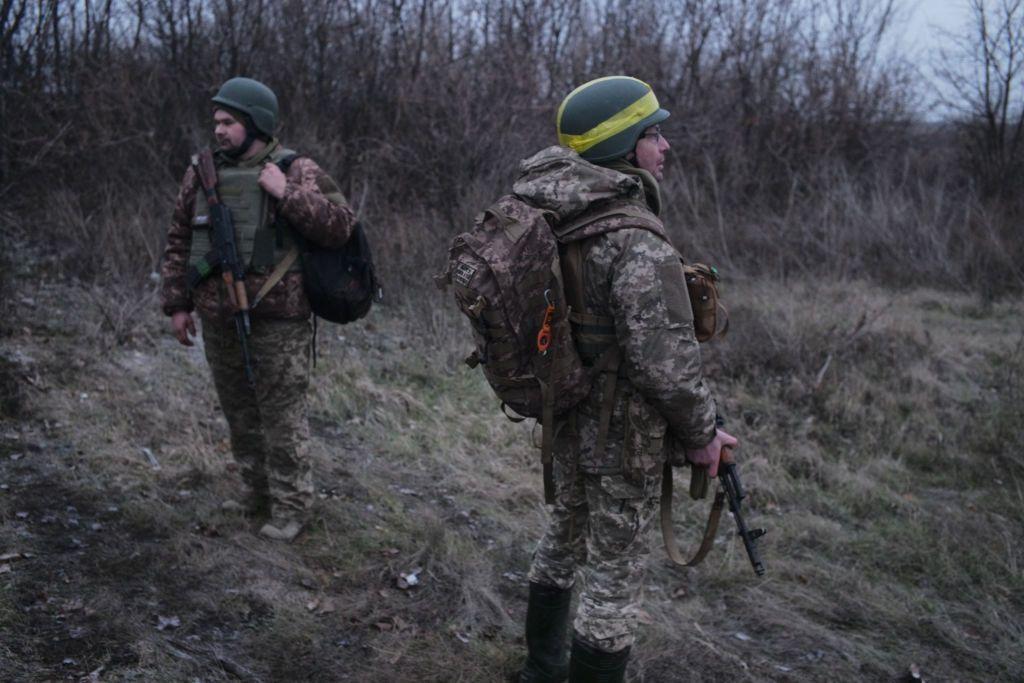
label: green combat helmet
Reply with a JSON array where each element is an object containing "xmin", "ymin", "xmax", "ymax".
[
  {"xmin": 556, "ymin": 76, "xmax": 669, "ymax": 162},
  {"xmin": 212, "ymin": 77, "xmax": 279, "ymax": 138}
]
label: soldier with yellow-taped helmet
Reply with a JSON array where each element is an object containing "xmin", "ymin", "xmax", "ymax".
[{"xmin": 512, "ymin": 76, "xmax": 739, "ymax": 681}]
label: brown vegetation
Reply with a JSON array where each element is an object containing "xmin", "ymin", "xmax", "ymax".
[
  {"xmin": 1, "ymin": 222, "xmax": 1022, "ymax": 681},
  {"xmin": 2, "ymin": 0, "xmax": 1023, "ymax": 296},
  {"xmin": 2, "ymin": 0, "xmax": 1024, "ymax": 681}
]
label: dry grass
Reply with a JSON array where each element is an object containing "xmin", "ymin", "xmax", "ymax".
[{"xmin": 1, "ymin": 220, "xmax": 1022, "ymax": 681}]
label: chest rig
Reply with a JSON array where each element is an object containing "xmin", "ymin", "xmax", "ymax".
[{"xmin": 188, "ymin": 144, "xmax": 301, "ymax": 278}]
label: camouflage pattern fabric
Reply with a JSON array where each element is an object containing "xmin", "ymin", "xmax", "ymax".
[
  {"xmin": 514, "ymin": 147, "xmax": 717, "ymax": 462},
  {"xmin": 519, "ymin": 146, "xmax": 718, "ymax": 653},
  {"xmin": 528, "ymin": 423, "xmax": 663, "ymax": 653},
  {"xmin": 201, "ymin": 315, "xmax": 314, "ymax": 519},
  {"xmin": 160, "ymin": 139, "xmax": 356, "ymax": 323}
]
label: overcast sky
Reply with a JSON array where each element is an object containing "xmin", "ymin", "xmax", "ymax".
[
  {"xmin": 898, "ymin": 1, "xmax": 969, "ymax": 58},
  {"xmin": 893, "ymin": 1, "xmax": 976, "ymax": 116}
]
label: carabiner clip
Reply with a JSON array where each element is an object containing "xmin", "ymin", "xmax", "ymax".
[{"xmin": 537, "ymin": 289, "xmax": 555, "ymax": 355}]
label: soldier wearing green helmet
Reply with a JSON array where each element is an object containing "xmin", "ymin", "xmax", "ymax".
[
  {"xmin": 211, "ymin": 77, "xmax": 280, "ymax": 157},
  {"xmin": 160, "ymin": 77, "xmax": 357, "ymax": 542},
  {"xmin": 513, "ymin": 76, "xmax": 738, "ymax": 682}
]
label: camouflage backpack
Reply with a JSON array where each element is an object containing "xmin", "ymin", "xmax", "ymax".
[
  {"xmin": 436, "ymin": 197, "xmax": 594, "ymax": 487},
  {"xmin": 436, "ymin": 200, "xmax": 662, "ymax": 502}
]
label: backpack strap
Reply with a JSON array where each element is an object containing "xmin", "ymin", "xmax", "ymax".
[
  {"xmin": 560, "ymin": 238, "xmax": 622, "ymax": 465},
  {"xmin": 272, "ymin": 153, "xmax": 300, "ymax": 248},
  {"xmin": 250, "ymin": 152, "xmax": 303, "ymax": 311},
  {"xmin": 554, "ymin": 201, "xmax": 668, "ymax": 243}
]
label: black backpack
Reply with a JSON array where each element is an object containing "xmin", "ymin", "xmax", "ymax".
[
  {"xmin": 276, "ymin": 154, "xmax": 382, "ymax": 324},
  {"xmin": 299, "ymin": 220, "xmax": 381, "ymax": 324}
]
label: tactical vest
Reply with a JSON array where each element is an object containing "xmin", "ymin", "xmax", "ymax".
[{"xmin": 188, "ymin": 144, "xmax": 301, "ymax": 274}]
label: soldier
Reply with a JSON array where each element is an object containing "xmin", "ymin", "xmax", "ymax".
[
  {"xmin": 515, "ymin": 77, "xmax": 739, "ymax": 681},
  {"xmin": 160, "ymin": 77, "xmax": 355, "ymax": 542}
]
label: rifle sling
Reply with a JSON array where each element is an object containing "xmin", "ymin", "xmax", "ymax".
[
  {"xmin": 660, "ymin": 462, "xmax": 726, "ymax": 567},
  {"xmin": 251, "ymin": 246, "xmax": 300, "ymax": 311}
]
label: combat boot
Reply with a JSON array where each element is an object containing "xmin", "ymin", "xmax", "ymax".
[
  {"xmin": 258, "ymin": 501, "xmax": 307, "ymax": 542},
  {"xmin": 258, "ymin": 519, "xmax": 304, "ymax": 542},
  {"xmin": 568, "ymin": 635, "xmax": 630, "ymax": 683},
  {"xmin": 518, "ymin": 581, "xmax": 572, "ymax": 683}
]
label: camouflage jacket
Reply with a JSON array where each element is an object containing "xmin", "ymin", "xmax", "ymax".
[
  {"xmin": 515, "ymin": 146, "xmax": 717, "ymax": 475},
  {"xmin": 159, "ymin": 140, "xmax": 355, "ymax": 323}
]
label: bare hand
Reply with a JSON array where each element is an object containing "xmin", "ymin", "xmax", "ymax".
[
  {"xmin": 258, "ymin": 163, "xmax": 287, "ymax": 199},
  {"xmin": 171, "ymin": 311, "xmax": 196, "ymax": 347},
  {"xmin": 684, "ymin": 428, "xmax": 739, "ymax": 478}
]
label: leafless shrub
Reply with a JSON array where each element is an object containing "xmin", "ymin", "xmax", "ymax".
[{"xmin": 0, "ymin": 0, "xmax": 1020, "ymax": 295}]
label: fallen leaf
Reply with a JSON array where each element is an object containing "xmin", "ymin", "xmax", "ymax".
[
  {"xmin": 374, "ymin": 621, "xmax": 393, "ymax": 632},
  {"xmin": 0, "ymin": 564, "xmax": 11, "ymax": 574},
  {"xmin": 318, "ymin": 598, "xmax": 336, "ymax": 614},
  {"xmin": 306, "ymin": 599, "xmax": 320, "ymax": 612},
  {"xmin": 671, "ymin": 586, "xmax": 688, "ymax": 599},
  {"xmin": 635, "ymin": 609, "xmax": 654, "ymax": 625},
  {"xmin": 140, "ymin": 447, "xmax": 160, "ymax": 470},
  {"xmin": 0, "ymin": 552, "xmax": 23, "ymax": 562},
  {"xmin": 396, "ymin": 567, "xmax": 423, "ymax": 590},
  {"xmin": 734, "ymin": 632, "xmax": 752, "ymax": 642},
  {"xmin": 156, "ymin": 615, "xmax": 180, "ymax": 631}
]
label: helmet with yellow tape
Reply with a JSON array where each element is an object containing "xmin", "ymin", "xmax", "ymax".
[{"xmin": 556, "ymin": 76, "xmax": 669, "ymax": 162}]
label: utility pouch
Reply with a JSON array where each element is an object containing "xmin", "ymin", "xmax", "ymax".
[{"xmin": 683, "ymin": 263, "xmax": 728, "ymax": 342}]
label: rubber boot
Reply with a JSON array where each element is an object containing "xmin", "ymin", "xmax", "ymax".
[
  {"xmin": 518, "ymin": 581, "xmax": 572, "ymax": 683},
  {"xmin": 568, "ymin": 635, "xmax": 630, "ymax": 683}
]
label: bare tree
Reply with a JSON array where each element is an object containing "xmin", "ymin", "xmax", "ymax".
[{"xmin": 937, "ymin": 0, "xmax": 1024, "ymax": 198}]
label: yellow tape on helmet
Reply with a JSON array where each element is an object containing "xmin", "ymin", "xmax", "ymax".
[{"xmin": 558, "ymin": 89, "xmax": 660, "ymax": 154}]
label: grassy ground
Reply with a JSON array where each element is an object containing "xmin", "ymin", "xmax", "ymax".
[{"xmin": 1, "ymin": 227, "xmax": 1022, "ymax": 681}]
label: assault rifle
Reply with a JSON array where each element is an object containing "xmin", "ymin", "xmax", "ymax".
[
  {"xmin": 192, "ymin": 148, "xmax": 256, "ymax": 386},
  {"xmin": 718, "ymin": 456, "xmax": 767, "ymax": 576},
  {"xmin": 661, "ymin": 417, "xmax": 767, "ymax": 576}
]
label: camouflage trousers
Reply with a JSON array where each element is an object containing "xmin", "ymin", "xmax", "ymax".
[
  {"xmin": 201, "ymin": 315, "xmax": 314, "ymax": 519},
  {"xmin": 528, "ymin": 435, "xmax": 662, "ymax": 653}
]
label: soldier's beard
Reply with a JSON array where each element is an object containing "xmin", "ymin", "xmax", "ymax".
[{"xmin": 220, "ymin": 132, "xmax": 255, "ymax": 159}]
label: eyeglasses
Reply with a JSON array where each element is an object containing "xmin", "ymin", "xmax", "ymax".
[{"xmin": 641, "ymin": 126, "xmax": 663, "ymax": 140}]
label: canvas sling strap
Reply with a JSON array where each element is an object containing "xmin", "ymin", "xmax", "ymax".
[
  {"xmin": 660, "ymin": 462, "xmax": 727, "ymax": 567},
  {"xmin": 251, "ymin": 246, "xmax": 299, "ymax": 310}
]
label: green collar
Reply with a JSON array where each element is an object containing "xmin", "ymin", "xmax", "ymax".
[
  {"xmin": 600, "ymin": 158, "xmax": 662, "ymax": 216},
  {"xmin": 217, "ymin": 138, "xmax": 280, "ymax": 168}
]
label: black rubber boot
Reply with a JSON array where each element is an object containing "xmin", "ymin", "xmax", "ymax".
[
  {"xmin": 518, "ymin": 581, "xmax": 572, "ymax": 683},
  {"xmin": 568, "ymin": 635, "xmax": 630, "ymax": 683}
]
